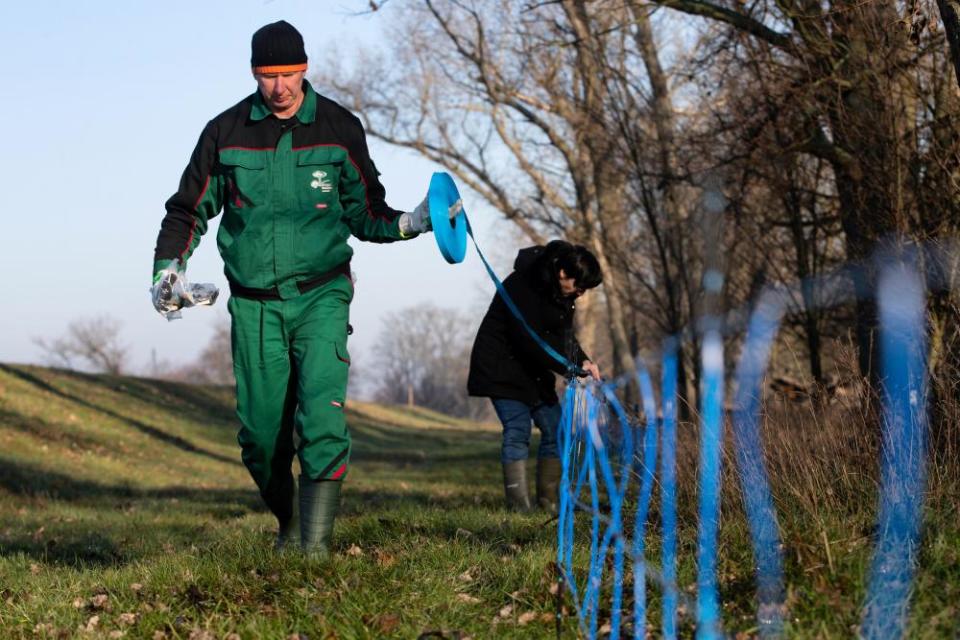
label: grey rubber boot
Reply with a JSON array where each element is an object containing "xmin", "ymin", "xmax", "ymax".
[
  {"xmin": 299, "ymin": 477, "xmax": 341, "ymax": 557},
  {"xmin": 503, "ymin": 460, "xmax": 532, "ymax": 512},
  {"xmin": 274, "ymin": 484, "xmax": 299, "ymax": 552},
  {"xmin": 264, "ymin": 473, "xmax": 298, "ymax": 552},
  {"xmin": 536, "ymin": 457, "xmax": 562, "ymax": 512}
]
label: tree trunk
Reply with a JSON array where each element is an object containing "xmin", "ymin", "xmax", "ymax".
[
  {"xmin": 937, "ymin": 0, "xmax": 960, "ymax": 88},
  {"xmin": 564, "ymin": 0, "xmax": 639, "ymax": 384}
]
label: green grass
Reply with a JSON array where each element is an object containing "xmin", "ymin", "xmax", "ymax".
[{"xmin": 0, "ymin": 363, "xmax": 957, "ymax": 638}]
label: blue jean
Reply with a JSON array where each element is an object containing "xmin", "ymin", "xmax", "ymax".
[{"xmin": 491, "ymin": 399, "xmax": 562, "ymax": 463}]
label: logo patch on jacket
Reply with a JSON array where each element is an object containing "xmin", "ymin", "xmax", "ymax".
[{"xmin": 310, "ymin": 170, "xmax": 333, "ymax": 193}]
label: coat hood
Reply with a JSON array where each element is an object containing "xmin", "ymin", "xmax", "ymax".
[{"xmin": 513, "ymin": 245, "xmax": 544, "ymax": 272}]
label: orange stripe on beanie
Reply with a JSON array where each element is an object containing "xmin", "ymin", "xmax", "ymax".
[{"xmin": 252, "ymin": 63, "xmax": 308, "ymax": 74}]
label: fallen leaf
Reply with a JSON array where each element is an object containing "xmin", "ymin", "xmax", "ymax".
[
  {"xmin": 497, "ymin": 604, "xmax": 513, "ymax": 619},
  {"xmin": 540, "ymin": 613, "xmax": 554, "ymax": 624},
  {"xmin": 152, "ymin": 631, "xmax": 168, "ymax": 640},
  {"xmin": 346, "ymin": 544, "xmax": 363, "ymax": 557},
  {"xmin": 373, "ymin": 614, "xmax": 400, "ymax": 634},
  {"xmin": 224, "ymin": 634, "xmax": 240, "ymax": 640},
  {"xmin": 84, "ymin": 615, "xmax": 100, "ymax": 632},
  {"xmin": 109, "ymin": 631, "xmax": 126, "ymax": 639},
  {"xmin": 118, "ymin": 612, "xmax": 138, "ymax": 625},
  {"xmin": 72, "ymin": 597, "xmax": 85, "ymax": 609},
  {"xmin": 548, "ymin": 582, "xmax": 560, "ymax": 595},
  {"xmin": 29, "ymin": 563, "xmax": 40, "ymax": 575},
  {"xmin": 456, "ymin": 593, "xmax": 480, "ymax": 604},
  {"xmin": 187, "ymin": 630, "xmax": 215, "ymax": 640},
  {"xmin": 518, "ymin": 611, "xmax": 537, "ymax": 625},
  {"xmin": 129, "ymin": 583, "xmax": 143, "ymax": 594},
  {"xmin": 457, "ymin": 570, "xmax": 474, "ymax": 583},
  {"xmin": 374, "ymin": 548, "xmax": 396, "ymax": 567},
  {"xmin": 90, "ymin": 594, "xmax": 110, "ymax": 610}
]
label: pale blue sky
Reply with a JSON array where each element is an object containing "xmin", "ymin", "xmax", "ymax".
[{"xmin": 0, "ymin": 1, "xmax": 513, "ymax": 377}]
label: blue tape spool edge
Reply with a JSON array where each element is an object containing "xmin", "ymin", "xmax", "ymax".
[{"xmin": 428, "ymin": 171, "xmax": 467, "ymax": 264}]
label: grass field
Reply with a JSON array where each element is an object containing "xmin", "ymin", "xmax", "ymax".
[{"xmin": 0, "ymin": 363, "xmax": 957, "ymax": 638}]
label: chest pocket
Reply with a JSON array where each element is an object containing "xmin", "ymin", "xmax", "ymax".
[
  {"xmin": 219, "ymin": 149, "xmax": 268, "ymax": 209},
  {"xmin": 296, "ymin": 146, "xmax": 344, "ymax": 213}
]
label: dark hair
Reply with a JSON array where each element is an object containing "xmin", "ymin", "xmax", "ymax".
[{"xmin": 538, "ymin": 240, "xmax": 603, "ymax": 292}]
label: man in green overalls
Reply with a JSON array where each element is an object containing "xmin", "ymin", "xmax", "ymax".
[{"xmin": 150, "ymin": 21, "xmax": 440, "ymax": 555}]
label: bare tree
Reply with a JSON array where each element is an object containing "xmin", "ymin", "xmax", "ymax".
[
  {"xmin": 315, "ymin": 0, "xmax": 643, "ymax": 383},
  {"xmin": 326, "ymin": 0, "xmax": 958, "ymax": 414},
  {"xmin": 173, "ymin": 319, "xmax": 234, "ymax": 385},
  {"xmin": 371, "ymin": 304, "xmax": 490, "ymax": 420},
  {"xmin": 647, "ymin": 0, "xmax": 960, "ymax": 387},
  {"xmin": 936, "ymin": 0, "xmax": 960, "ymax": 85},
  {"xmin": 34, "ymin": 315, "xmax": 129, "ymax": 375}
]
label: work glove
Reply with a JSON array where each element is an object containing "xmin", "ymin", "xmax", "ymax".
[
  {"xmin": 398, "ymin": 194, "xmax": 463, "ymax": 236},
  {"xmin": 150, "ymin": 259, "xmax": 219, "ymax": 321}
]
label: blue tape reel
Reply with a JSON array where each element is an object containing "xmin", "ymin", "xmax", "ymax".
[{"xmin": 428, "ymin": 172, "xmax": 467, "ymax": 264}]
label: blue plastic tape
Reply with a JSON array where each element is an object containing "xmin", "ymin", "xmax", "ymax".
[
  {"xmin": 660, "ymin": 339, "xmax": 679, "ymax": 639},
  {"xmin": 861, "ymin": 260, "xmax": 929, "ymax": 639},
  {"xmin": 428, "ymin": 172, "xmax": 467, "ymax": 264},
  {"xmin": 696, "ymin": 327, "xmax": 724, "ymax": 640},
  {"xmin": 429, "ymin": 171, "xmax": 584, "ymax": 375},
  {"xmin": 731, "ymin": 290, "xmax": 787, "ymax": 636}
]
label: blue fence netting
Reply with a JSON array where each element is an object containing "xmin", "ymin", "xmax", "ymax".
[
  {"xmin": 430, "ymin": 171, "xmax": 938, "ymax": 638},
  {"xmin": 553, "ymin": 254, "xmax": 933, "ymax": 639}
]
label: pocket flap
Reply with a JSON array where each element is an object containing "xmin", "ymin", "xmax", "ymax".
[
  {"xmin": 219, "ymin": 149, "xmax": 267, "ymax": 169},
  {"xmin": 296, "ymin": 145, "xmax": 346, "ymax": 166}
]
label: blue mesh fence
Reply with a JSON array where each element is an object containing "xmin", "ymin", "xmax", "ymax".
[{"xmin": 555, "ymin": 254, "xmax": 934, "ymax": 639}]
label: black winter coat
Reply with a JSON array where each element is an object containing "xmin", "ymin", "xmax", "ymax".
[{"xmin": 467, "ymin": 245, "xmax": 588, "ymax": 406}]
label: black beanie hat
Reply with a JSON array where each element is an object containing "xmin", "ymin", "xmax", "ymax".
[{"xmin": 251, "ymin": 20, "xmax": 307, "ymax": 72}]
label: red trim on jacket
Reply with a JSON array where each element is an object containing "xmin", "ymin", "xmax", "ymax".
[
  {"xmin": 179, "ymin": 175, "xmax": 210, "ymax": 261},
  {"xmin": 219, "ymin": 145, "xmax": 275, "ymax": 152}
]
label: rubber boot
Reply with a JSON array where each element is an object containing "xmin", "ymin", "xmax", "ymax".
[
  {"xmin": 264, "ymin": 473, "xmax": 298, "ymax": 552},
  {"xmin": 299, "ymin": 477, "xmax": 341, "ymax": 557},
  {"xmin": 274, "ymin": 484, "xmax": 299, "ymax": 552},
  {"xmin": 502, "ymin": 460, "xmax": 532, "ymax": 512},
  {"xmin": 536, "ymin": 457, "xmax": 562, "ymax": 512}
]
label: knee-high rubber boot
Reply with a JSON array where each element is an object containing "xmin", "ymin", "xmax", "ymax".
[
  {"xmin": 300, "ymin": 477, "xmax": 341, "ymax": 557},
  {"xmin": 503, "ymin": 460, "xmax": 532, "ymax": 512},
  {"xmin": 259, "ymin": 469, "xmax": 298, "ymax": 551},
  {"xmin": 274, "ymin": 483, "xmax": 299, "ymax": 551},
  {"xmin": 536, "ymin": 457, "xmax": 562, "ymax": 512}
]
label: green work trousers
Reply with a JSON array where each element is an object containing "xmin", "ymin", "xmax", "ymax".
[{"xmin": 228, "ymin": 275, "xmax": 353, "ymax": 521}]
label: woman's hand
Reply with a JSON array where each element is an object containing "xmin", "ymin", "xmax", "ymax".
[{"xmin": 581, "ymin": 360, "xmax": 601, "ymax": 381}]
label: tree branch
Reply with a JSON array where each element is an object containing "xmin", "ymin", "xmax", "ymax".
[{"xmin": 648, "ymin": 0, "xmax": 794, "ymax": 51}]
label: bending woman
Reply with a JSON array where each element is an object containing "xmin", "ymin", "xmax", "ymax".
[{"xmin": 467, "ymin": 240, "xmax": 602, "ymax": 511}]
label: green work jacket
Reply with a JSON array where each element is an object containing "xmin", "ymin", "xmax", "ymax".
[{"xmin": 154, "ymin": 81, "xmax": 407, "ymax": 299}]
